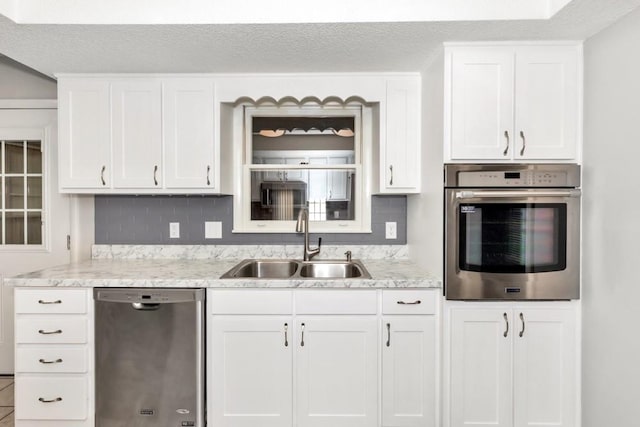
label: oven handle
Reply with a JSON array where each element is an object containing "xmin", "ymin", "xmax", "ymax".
[{"xmin": 456, "ymin": 190, "xmax": 581, "ymax": 199}]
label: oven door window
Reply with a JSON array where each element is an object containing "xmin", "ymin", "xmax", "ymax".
[{"xmin": 459, "ymin": 203, "xmax": 567, "ymax": 273}]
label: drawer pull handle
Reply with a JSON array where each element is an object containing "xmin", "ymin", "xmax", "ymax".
[
  {"xmin": 39, "ymin": 358, "xmax": 63, "ymax": 364},
  {"xmin": 38, "ymin": 329, "xmax": 62, "ymax": 335},
  {"xmin": 397, "ymin": 300, "xmax": 421, "ymax": 305},
  {"xmin": 284, "ymin": 323, "xmax": 289, "ymax": 347},
  {"xmin": 386, "ymin": 323, "xmax": 391, "ymax": 347},
  {"xmin": 503, "ymin": 312, "xmax": 509, "ymax": 338},
  {"xmin": 38, "ymin": 299, "xmax": 62, "ymax": 305},
  {"xmin": 39, "ymin": 397, "xmax": 62, "ymax": 403}
]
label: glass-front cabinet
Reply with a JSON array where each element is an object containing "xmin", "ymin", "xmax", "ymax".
[{"xmin": 235, "ymin": 105, "xmax": 371, "ymax": 232}]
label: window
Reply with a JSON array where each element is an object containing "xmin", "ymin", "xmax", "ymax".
[
  {"xmin": 1, "ymin": 139, "xmax": 44, "ymax": 245},
  {"xmin": 233, "ymin": 103, "xmax": 372, "ymax": 233}
]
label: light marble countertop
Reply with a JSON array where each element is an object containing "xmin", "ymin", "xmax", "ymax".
[{"xmin": 4, "ymin": 258, "xmax": 442, "ymax": 289}]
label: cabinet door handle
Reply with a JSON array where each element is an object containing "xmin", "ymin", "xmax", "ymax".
[
  {"xmin": 519, "ymin": 312, "xmax": 526, "ymax": 338},
  {"xmin": 206, "ymin": 165, "xmax": 211, "ymax": 186},
  {"xmin": 153, "ymin": 165, "xmax": 159, "ymax": 186},
  {"xmin": 386, "ymin": 323, "xmax": 391, "ymax": 347},
  {"xmin": 397, "ymin": 300, "xmax": 421, "ymax": 305},
  {"xmin": 389, "ymin": 165, "xmax": 394, "ymax": 186},
  {"xmin": 38, "ymin": 299, "xmax": 61, "ymax": 305},
  {"xmin": 38, "ymin": 329, "xmax": 62, "ymax": 335},
  {"xmin": 38, "ymin": 397, "xmax": 62, "ymax": 403},
  {"xmin": 39, "ymin": 358, "xmax": 63, "ymax": 364},
  {"xmin": 503, "ymin": 313, "xmax": 509, "ymax": 338},
  {"xmin": 100, "ymin": 166, "xmax": 106, "ymax": 186},
  {"xmin": 503, "ymin": 130, "xmax": 510, "ymax": 156},
  {"xmin": 519, "ymin": 131, "xmax": 526, "ymax": 156},
  {"xmin": 284, "ymin": 323, "xmax": 289, "ymax": 347},
  {"xmin": 300, "ymin": 322, "xmax": 305, "ymax": 347}
]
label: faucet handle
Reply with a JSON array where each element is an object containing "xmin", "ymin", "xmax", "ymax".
[
  {"xmin": 344, "ymin": 250, "xmax": 352, "ymax": 262},
  {"xmin": 316, "ymin": 237, "xmax": 322, "ymax": 250}
]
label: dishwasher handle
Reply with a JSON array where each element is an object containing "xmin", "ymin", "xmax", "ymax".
[{"xmin": 131, "ymin": 302, "xmax": 161, "ymax": 311}]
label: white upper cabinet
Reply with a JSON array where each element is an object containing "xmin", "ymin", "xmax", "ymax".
[
  {"xmin": 163, "ymin": 78, "xmax": 217, "ymax": 190},
  {"xmin": 58, "ymin": 78, "xmax": 111, "ymax": 189},
  {"xmin": 380, "ymin": 77, "xmax": 421, "ymax": 193},
  {"xmin": 58, "ymin": 76, "xmax": 220, "ymax": 193},
  {"xmin": 111, "ymin": 79, "xmax": 163, "ymax": 189},
  {"xmin": 445, "ymin": 43, "xmax": 582, "ymax": 162}
]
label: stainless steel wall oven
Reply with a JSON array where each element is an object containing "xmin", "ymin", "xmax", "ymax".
[{"xmin": 445, "ymin": 164, "xmax": 581, "ymax": 300}]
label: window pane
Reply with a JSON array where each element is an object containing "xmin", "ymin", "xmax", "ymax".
[
  {"xmin": 0, "ymin": 215, "xmax": 3, "ymax": 244},
  {"xmin": 27, "ymin": 212, "xmax": 42, "ymax": 244},
  {"xmin": 27, "ymin": 177, "xmax": 43, "ymax": 209},
  {"xmin": 27, "ymin": 141, "xmax": 42, "ymax": 173},
  {"xmin": 6, "ymin": 177, "xmax": 25, "ymax": 209},
  {"xmin": 250, "ymin": 168, "xmax": 355, "ymax": 221},
  {"xmin": 5, "ymin": 212, "xmax": 25, "ymax": 244},
  {"xmin": 5, "ymin": 141, "xmax": 24, "ymax": 173}
]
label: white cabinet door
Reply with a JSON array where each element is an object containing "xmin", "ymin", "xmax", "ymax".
[
  {"xmin": 448, "ymin": 48, "xmax": 515, "ymax": 160},
  {"xmin": 514, "ymin": 47, "xmax": 579, "ymax": 160},
  {"xmin": 296, "ymin": 316, "xmax": 377, "ymax": 427},
  {"xmin": 210, "ymin": 316, "xmax": 292, "ymax": 427},
  {"xmin": 383, "ymin": 78, "xmax": 421, "ymax": 193},
  {"xmin": 382, "ymin": 316, "xmax": 436, "ymax": 427},
  {"xmin": 111, "ymin": 80, "xmax": 162, "ymax": 188},
  {"xmin": 163, "ymin": 78, "xmax": 217, "ymax": 189},
  {"xmin": 449, "ymin": 308, "xmax": 513, "ymax": 427},
  {"xmin": 58, "ymin": 78, "xmax": 111, "ymax": 189},
  {"xmin": 513, "ymin": 308, "xmax": 577, "ymax": 427}
]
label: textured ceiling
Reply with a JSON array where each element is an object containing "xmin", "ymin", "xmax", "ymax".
[{"xmin": 0, "ymin": 0, "xmax": 639, "ymax": 78}]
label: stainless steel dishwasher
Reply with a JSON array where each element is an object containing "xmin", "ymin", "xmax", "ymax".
[{"xmin": 94, "ymin": 288, "xmax": 205, "ymax": 427}]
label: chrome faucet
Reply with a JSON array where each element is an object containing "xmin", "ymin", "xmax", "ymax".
[{"xmin": 296, "ymin": 207, "xmax": 321, "ymax": 261}]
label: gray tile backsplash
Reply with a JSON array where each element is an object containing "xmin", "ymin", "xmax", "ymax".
[{"xmin": 95, "ymin": 195, "xmax": 407, "ymax": 245}]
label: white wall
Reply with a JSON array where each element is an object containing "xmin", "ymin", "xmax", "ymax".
[
  {"xmin": 582, "ymin": 6, "xmax": 640, "ymax": 426},
  {"xmin": 407, "ymin": 50, "xmax": 444, "ymax": 276},
  {"xmin": 0, "ymin": 54, "xmax": 56, "ymax": 99}
]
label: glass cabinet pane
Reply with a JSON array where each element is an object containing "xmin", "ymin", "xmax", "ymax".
[{"xmin": 5, "ymin": 141, "xmax": 24, "ymax": 173}]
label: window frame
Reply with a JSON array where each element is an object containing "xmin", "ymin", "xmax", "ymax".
[
  {"xmin": 0, "ymin": 128, "xmax": 50, "ymax": 252},
  {"xmin": 233, "ymin": 104, "xmax": 372, "ymax": 233}
]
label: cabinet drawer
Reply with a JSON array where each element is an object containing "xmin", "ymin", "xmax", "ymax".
[
  {"xmin": 295, "ymin": 290, "xmax": 378, "ymax": 314},
  {"xmin": 16, "ymin": 317, "xmax": 88, "ymax": 344},
  {"xmin": 382, "ymin": 290, "xmax": 437, "ymax": 314},
  {"xmin": 15, "ymin": 375, "xmax": 88, "ymax": 420},
  {"xmin": 15, "ymin": 289, "xmax": 88, "ymax": 314},
  {"xmin": 210, "ymin": 289, "xmax": 293, "ymax": 314},
  {"xmin": 15, "ymin": 347, "xmax": 88, "ymax": 373}
]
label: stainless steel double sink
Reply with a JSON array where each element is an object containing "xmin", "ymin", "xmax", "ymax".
[{"xmin": 220, "ymin": 259, "xmax": 371, "ymax": 279}]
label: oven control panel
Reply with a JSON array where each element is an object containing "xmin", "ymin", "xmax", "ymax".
[{"xmin": 457, "ymin": 170, "xmax": 571, "ymax": 187}]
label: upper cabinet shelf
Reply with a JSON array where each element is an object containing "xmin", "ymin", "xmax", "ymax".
[{"xmin": 444, "ymin": 42, "xmax": 583, "ymax": 163}]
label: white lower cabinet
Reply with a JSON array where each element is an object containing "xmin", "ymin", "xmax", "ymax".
[
  {"xmin": 14, "ymin": 288, "xmax": 94, "ymax": 427},
  {"xmin": 208, "ymin": 289, "xmax": 438, "ymax": 427},
  {"xmin": 295, "ymin": 316, "xmax": 378, "ymax": 427},
  {"xmin": 444, "ymin": 303, "xmax": 578, "ymax": 427},
  {"xmin": 210, "ymin": 316, "xmax": 293, "ymax": 427}
]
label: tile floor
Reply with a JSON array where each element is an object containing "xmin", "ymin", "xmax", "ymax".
[{"xmin": 0, "ymin": 376, "xmax": 14, "ymax": 427}]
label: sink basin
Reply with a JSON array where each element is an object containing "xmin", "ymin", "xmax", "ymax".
[
  {"xmin": 221, "ymin": 259, "xmax": 299, "ymax": 279},
  {"xmin": 221, "ymin": 259, "xmax": 371, "ymax": 280},
  {"xmin": 299, "ymin": 261, "xmax": 367, "ymax": 279}
]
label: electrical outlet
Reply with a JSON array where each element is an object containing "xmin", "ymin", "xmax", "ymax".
[
  {"xmin": 385, "ymin": 221, "xmax": 397, "ymax": 239},
  {"xmin": 169, "ymin": 222, "xmax": 180, "ymax": 239},
  {"xmin": 205, "ymin": 221, "xmax": 222, "ymax": 239}
]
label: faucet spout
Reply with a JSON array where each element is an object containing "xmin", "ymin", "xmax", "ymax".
[{"xmin": 296, "ymin": 207, "xmax": 321, "ymax": 261}]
